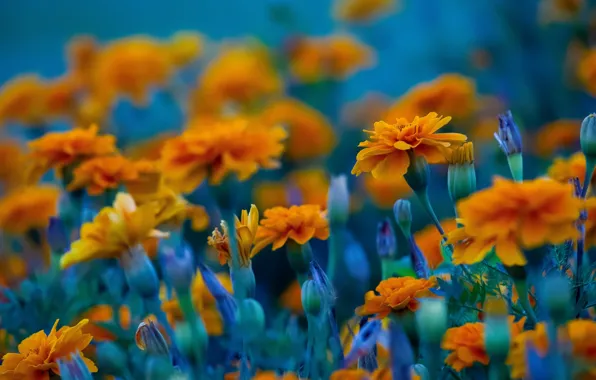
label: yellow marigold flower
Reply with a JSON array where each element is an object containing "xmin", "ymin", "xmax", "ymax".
[
  {"xmin": 579, "ymin": 48, "xmax": 596, "ymax": 96},
  {"xmin": 586, "ymin": 198, "xmax": 596, "ymax": 249},
  {"xmin": 260, "ymin": 98, "xmax": 336, "ymax": 160},
  {"xmin": 253, "ymin": 181, "xmax": 290, "ymax": 210},
  {"xmin": 334, "ymin": 0, "xmax": 396, "ymax": 23},
  {"xmin": 92, "ymin": 36, "xmax": 174, "ymax": 105},
  {"xmin": 363, "ymin": 173, "xmax": 412, "ymax": 209},
  {"xmin": 385, "ymin": 74, "xmax": 477, "ymax": 121},
  {"xmin": 167, "ymin": 31, "xmax": 204, "ymax": 67},
  {"xmin": 81, "ymin": 305, "xmax": 132, "ymax": 342},
  {"xmin": 548, "ymin": 151, "xmax": 595, "ymax": 185},
  {"xmin": 67, "ymin": 155, "xmax": 138, "ymax": 195},
  {"xmin": 279, "ymin": 280, "xmax": 304, "ymax": 315},
  {"xmin": 0, "ymin": 186, "xmax": 59, "ymax": 234},
  {"xmin": 288, "ymin": 168, "xmax": 329, "ymax": 209},
  {"xmin": 534, "ymin": 119, "xmax": 581, "ymax": 157},
  {"xmin": 28, "ymin": 124, "xmax": 116, "ymax": 173},
  {"xmin": 447, "ymin": 177, "xmax": 582, "ymax": 266},
  {"xmin": 161, "ymin": 117, "xmax": 287, "ymax": 193},
  {"xmin": 208, "ymin": 204, "xmax": 262, "ymax": 267},
  {"xmin": 0, "ymin": 74, "xmax": 44, "ymax": 126},
  {"xmin": 0, "ymin": 319, "xmax": 97, "ymax": 378},
  {"xmin": 355, "ymin": 276, "xmax": 437, "ymax": 318},
  {"xmin": 351, "ymin": 112, "xmax": 467, "ymax": 178},
  {"xmin": 414, "ymin": 219, "xmax": 457, "ymax": 269},
  {"xmin": 60, "ymin": 193, "xmax": 167, "ymax": 269},
  {"xmin": 255, "ymin": 205, "xmax": 329, "ymax": 251}
]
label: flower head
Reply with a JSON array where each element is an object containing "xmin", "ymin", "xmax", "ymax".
[
  {"xmin": 208, "ymin": 204, "xmax": 263, "ymax": 267},
  {"xmin": 0, "ymin": 75, "xmax": 45, "ymax": 125},
  {"xmin": 0, "ymin": 186, "xmax": 59, "ymax": 234},
  {"xmin": 535, "ymin": 119, "xmax": 581, "ymax": 157},
  {"xmin": 352, "ymin": 112, "xmax": 467, "ymax": 178},
  {"xmin": 255, "ymin": 205, "xmax": 329, "ymax": 251},
  {"xmin": 0, "ymin": 319, "xmax": 97, "ymax": 378},
  {"xmin": 60, "ymin": 193, "xmax": 167, "ymax": 269},
  {"xmin": 124, "ymin": 159, "xmax": 162, "ymax": 199},
  {"xmin": 355, "ymin": 276, "xmax": 437, "ymax": 318},
  {"xmin": 161, "ymin": 117, "xmax": 287, "ymax": 193},
  {"xmin": 495, "ymin": 111, "xmax": 523, "ymax": 156},
  {"xmin": 28, "ymin": 124, "xmax": 116, "ymax": 173},
  {"xmin": 334, "ymin": 0, "xmax": 396, "ymax": 23},
  {"xmin": 548, "ymin": 152, "xmax": 595, "ymax": 186},
  {"xmin": 506, "ymin": 322, "xmax": 549, "ymax": 379},
  {"xmin": 67, "ymin": 155, "xmax": 138, "ymax": 195},
  {"xmin": 447, "ymin": 177, "xmax": 582, "ymax": 266},
  {"xmin": 167, "ymin": 31, "xmax": 204, "ymax": 67}
]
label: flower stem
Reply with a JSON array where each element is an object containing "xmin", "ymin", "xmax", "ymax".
[
  {"xmin": 576, "ymin": 224, "xmax": 586, "ymax": 315},
  {"xmin": 512, "ymin": 279, "xmax": 537, "ymax": 324},
  {"xmin": 506, "ymin": 153, "xmax": 523, "ymax": 182},
  {"xmin": 416, "ymin": 190, "xmax": 444, "ymax": 236},
  {"xmin": 178, "ymin": 290, "xmax": 207, "ymax": 375},
  {"xmin": 581, "ymin": 157, "xmax": 595, "ymax": 198},
  {"xmin": 223, "ymin": 210, "xmax": 241, "ymax": 270}
]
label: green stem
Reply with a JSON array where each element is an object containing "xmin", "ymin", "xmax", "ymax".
[
  {"xmin": 416, "ymin": 191, "xmax": 444, "ymax": 236},
  {"xmin": 507, "ymin": 153, "xmax": 523, "ymax": 182},
  {"xmin": 381, "ymin": 258, "xmax": 396, "ymax": 280},
  {"xmin": 327, "ymin": 223, "xmax": 347, "ymax": 282},
  {"xmin": 488, "ymin": 361, "xmax": 506, "ymax": 380},
  {"xmin": 582, "ymin": 157, "xmax": 595, "ymax": 198},
  {"xmin": 513, "ymin": 279, "xmax": 537, "ymax": 324},
  {"xmin": 178, "ymin": 291, "xmax": 207, "ymax": 375},
  {"xmin": 223, "ymin": 210, "xmax": 240, "ymax": 269}
]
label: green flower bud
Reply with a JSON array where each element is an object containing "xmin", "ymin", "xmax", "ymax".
[
  {"xmin": 543, "ymin": 274, "xmax": 572, "ymax": 326},
  {"xmin": 415, "ymin": 298, "xmax": 447, "ymax": 343},
  {"xmin": 328, "ymin": 175, "xmax": 350, "ymax": 225},
  {"xmin": 301, "ymin": 279, "xmax": 323, "ymax": 316},
  {"xmin": 286, "ymin": 241, "xmax": 313, "ymax": 275},
  {"xmin": 393, "ymin": 199, "xmax": 412, "ymax": 237},
  {"xmin": 121, "ymin": 245, "xmax": 159, "ymax": 298},
  {"xmin": 175, "ymin": 320, "xmax": 208, "ymax": 358},
  {"xmin": 95, "ymin": 342, "xmax": 129, "ymax": 376},
  {"xmin": 404, "ymin": 153, "xmax": 430, "ymax": 192},
  {"xmin": 234, "ymin": 298, "xmax": 266, "ymax": 341},
  {"xmin": 581, "ymin": 113, "xmax": 596, "ymax": 159},
  {"xmin": 447, "ymin": 142, "xmax": 476, "ymax": 203}
]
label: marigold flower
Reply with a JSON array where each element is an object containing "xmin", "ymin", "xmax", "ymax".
[
  {"xmin": 534, "ymin": 119, "xmax": 581, "ymax": 157},
  {"xmin": 0, "ymin": 141, "xmax": 36, "ymax": 190},
  {"xmin": 548, "ymin": 151, "xmax": 596, "ymax": 186},
  {"xmin": 66, "ymin": 35, "xmax": 98, "ymax": 88},
  {"xmin": 0, "ymin": 319, "xmax": 97, "ymax": 378},
  {"xmin": 208, "ymin": 204, "xmax": 262, "ymax": 267},
  {"xmin": 334, "ymin": 0, "xmax": 396, "ymax": 22},
  {"xmin": 260, "ymin": 98, "xmax": 336, "ymax": 160},
  {"xmin": 385, "ymin": 74, "xmax": 477, "ymax": 121},
  {"xmin": 124, "ymin": 159, "xmax": 162, "ymax": 199},
  {"xmin": 161, "ymin": 117, "xmax": 287, "ymax": 193},
  {"xmin": 254, "ymin": 205, "xmax": 329, "ymax": 251},
  {"xmin": 506, "ymin": 322, "xmax": 549, "ymax": 379},
  {"xmin": 540, "ymin": 0, "xmax": 585, "ymax": 23},
  {"xmin": 42, "ymin": 76, "xmax": 80, "ymax": 121},
  {"xmin": 28, "ymin": 124, "xmax": 116, "ymax": 173},
  {"xmin": 0, "ymin": 75, "xmax": 45, "ymax": 126},
  {"xmin": 67, "ymin": 155, "xmax": 138, "ymax": 195},
  {"xmin": 414, "ymin": 219, "xmax": 457, "ymax": 269},
  {"xmin": 352, "ymin": 112, "xmax": 467, "ymax": 178},
  {"xmin": 586, "ymin": 199, "xmax": 596, "ymax": 249},
  {"xmin": 447, "ymin": 177, "xmax": 583, "ymax": 266},
  {"xmin": 60, "ymin": 193, "xmax": 167, "ymax": 269},
  {"xmin": 579, "ymin": 48, "xmax": 596, "ymax": 96},
  {"xmin": 167, "ymin": 31, "xmax": 204, "ymax": 67},
  {"xmin": 355, "ymin": 276, "xmax": 437, "ymax": 318},
  {"xmin": 0, "ymin": 186, "xmax": 59, "ymax": 234},
  {"xmin": 279, "ymin": 280, "xmax": 304, "ymax": 315},
  {"xmin": 330, "ymin": 369, "xmax": 371, "ymax": 380}
]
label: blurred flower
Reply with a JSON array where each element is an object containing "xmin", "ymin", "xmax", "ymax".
[
  {"xmin": 255, "ymin": 205, "xmax": 329, "ymax": 250},
  {"xmin": 0, "ymin": 185, "xmax": 59, "ymax": 234},
  {"xmin": 161, "ymin": 117, "xmax": 286, "ymax": 193},
  {"xmin": 534, "ymin": 119, "xmax": 581, "ymax": 157},
  {"xmin": 125, "ymin": 132, "xmax": 176, "ymax": 161},
  {"xmin": 92, "ymin": 36, "xmax": 174, "ymax": 105},
  {"xmin": 253, "ymin": 181, "xmax": 290, "ymax": 210},
  {"xmin": 540, "ymin": 0, "xmax": 585, "ymax": 24},
  {"xmin": 125, "ymin": 159, "xmax": 162, "ymax": 199},
  {"xmin": 548, "ymin": 152, "xmax": 595, "ymax": 185},
  {"xmin": 0, "ymin": 255, "xmax": 28, "ymax": 287},
  {"xmin": 42, "ymin": 76, "xmax": 80, "ymax": 122},
  {"xmin": 81, "ymin": 305, "xmax": 132, "ymax": 341},
  {"xmin": 447, "ymin": 177, "xmax": 583, "ymax": 266},
  {"xmin": 60, "ymin": 193, "xmax": 167, "ymax": 269},
  {"xmin": 586, "ymin": 199, "xmax": 596, "ymax": 248},
  {"xmin": 341, "ymin": 92, "xmax": 391, "ymax": 129},
  {"xmin": 385, "ymin": 74, "xmax": 477, "ymax": 121},
  {"xmin": 28, "ymin": 124, "xmax": 116, "ymax": 174},
  {"xmin": 167, "ymin": 31, "xmax": 204, "ymax": 67},
  {"xmin": 287, "ymin": 34, "xmax": 373, "ymax": 83},
  {"xmin": 351, "ymin": 112, "xmax": 466, "ymax": 178},
  {"xmin": 356, "ymin": 276, "xmax": 437, "ymax": 318},
  {"xmin": 208, "ymin": 204, "xmax": 262, "ymax": 267},
  {"xmin": 334, "ymin": 0, "xmax": 396, "ymax": 23},
  {"xmin": 363, "ymin": 174, "xmax": 411, "ymax": 209},
  {"xmin": 289, "ymin": 169, "xmax": 329, "ymax": 208},
  {"xmin": 414, "ymin": 219, "xmax": 457, "ymax": 269},
  {"xmin": 578, "ymin": 48, "xmax": 596, "ymax": 96},
  {"xmin": 506, "ymin": 322, "xmax": 549, "ymax": 379},
  {"xmin": 66, "ymin": 35, "xmax": 99, "ymax": 88},
  {"xmin": 260, "ymin": 98, "xmax": 335, "ymax": 160},
  {"xmin": 67, "ymin": 155, "xmax": 138, "ymax": 195},
  {"xmin": 225, "ymin": 371, "xmax": 300, "ymax": 380},
  {"xmin": 330, "ymin": 369, "xmax": 371, "ymax": 380},
  {"xmin": 471, "ymin": 118, "xmax": 499, "ymax": 142},
  {"xmin": 0, "ymin": 74, "xmax": 45, "ymax": 126},
  {"xmin": 0, "ymin": 319, "xmax": 97, "ymax": 378},
  {"xmin": 0, "ymin": 141, "xmax": 42, "ymax": 190},
  {"xmin": 279, "ymin": 280, "xmax": 303, "ymax": 314}
]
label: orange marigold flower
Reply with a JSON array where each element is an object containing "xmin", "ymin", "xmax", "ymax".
[
  {"xmin": 355, "ymin": 276, "xmax": 437, "ymax": 318},
  {"xmin": 385, "ymin": 74, "xmax": 477, "ymax": 121},
  {"xmin": 534, "ymin": 119, "xmax": 581, "ymax": 157},
  {"xmin": 252, "ymin": 181, "xmax": 290, "ymax": 210},
  {"xmin": 161, "ymin": 117, "xmax": 287, "ymax": 193},
  {"xmin": 579, "ymin": 48, "xmax": 596, "ymax": 96},
  {"xmin": 67, "ymin": 155, "xmax": 138, "ymax": 195},
  {"xmin": 548, "ymin": 152, "xmax": 595, "ymax": 186},
  {"xmin": 167, "ymin": 31, "xmax": 204, "ymax": 67},
  {"xmin": 0, "ymin": 74, "xmax": 45, "ymax": 126},
  {"xmin": 414, "ymin": 219, "xmax": 457, "ymax": 269},
  {"xmin": 208, "ymin": 204, "xmax": 263, "ymax": 267},
  {"xmin": 260, "ymin": 98, "xmax": 336, "ymax": 160},
  {"xmin": 81, "ymin": 305, "xmax": 132, "ymax": 341},
  {"xmin": 507, "ymin": 322, "xmax": 549, "ymax": 379},
  {"xmin": 586, "ymin": 198, "xmax": 596, "ymax": 249},
  {"xmin": 327, "ymin": 35, "xmax": 374, "ymax": 79},
  {"xmin": 334, "ymin": 0, "xmax": 396, "ymax": 23},
  {"xmin": 60, "ymin": 193, "xmax": 167, "ymax": 269},
  {"xmin": 255, "ymin": 205, "xmax": 329, "ymax": 251},
  {"xmin": 28, "ymin": 124, "xmax": 116, "ymax": 173},
  {"xmin": 0, "ymin": 319, "xmax": 97, "ymax": 378},
  {"xmin": 42, "ymin": 76, "xmax": 80, "ymax": 121},
  {"xmin": 447, "ymin": 177, "xmax": 582, "ymax": 266},
  {"xmin": 363, "ymin": 173, "xmax": 412, "ymax": 209},
  {"xmin": 351, "ymin": 112, "xmax": 467, "ymax": 178},
  {"xmin": 125, "ymin": 159, "xmax": 162, "ymax": 199},
  {"xmin": 0, "ymin": 186, "xmax": 59, "ymax": 234},
  {"xmin": 125, "ymin": 132, "xmax": 175, "ymax": 161}
]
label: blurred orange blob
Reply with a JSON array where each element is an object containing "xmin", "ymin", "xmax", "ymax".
[
  {"xmin": 0, "ymin": 75, "xmax": 45, "ymax": 126},
  {"xmin": 334, "ymin": 0, "xmax": 397, "ymax": 23},
  {"xmin": 534, "ymin": 119, "xmax": 581, "ymax": 157},
  {"xmin": 0, "ymin": 186, "xmax": 59, "ymax": 234},
  {"xmin": 279, "ymin": 280, "xmax": 304, "ymax": 315},
  {"xmin": 363, "ymin": 174, "xmax": 412, "ymax": 209},
  {"xmin": 414, "ymin": 219, "xmax": 457, "ymax": 269},
  {"xmin": 548, "ymin": 152, "xmax": 595, "ymax": 186},
  {"xmin": 82, "ymin": 305, "xmax": 132, "ymax": 341},
  {"xmin": 67, "ymin": 155, "xmax": 138, "ymax": 195}
]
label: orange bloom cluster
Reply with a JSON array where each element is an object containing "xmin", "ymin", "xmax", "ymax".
[
  {"xmin": 414, "ymin": 219, "xmax": 458, "ymax": 269},
  {"xmin": 255, "ymin": 205, "xmax": 329, "ymax": 250},
  {"xmin": 334, "ymin": 0, "xmax": 396, "ymax": 23},
  {"xmin": 67, "ymin": 154, "xmax": 138, "ymax": 195},
  {"xmin": 355, "ymin": 276, "xmax": 437, "ymax": 318},
  {"xmin": 548, "ymin": 152, "xmax": 596, "ymax": 187},
  {"xmin": 287, "ymin": 35, "xmax": 373, "ymax": 83},
  {"xmin": 578, "ymin": 48, "xmax": 596, "ymax": 96},
  {"xmin": 447, "ymin": 177, "xmax": 584, "ymax": 266},
  {"xmin": 351, "ymin": 112, "xmax": 467, "ymax": 178},
  {"xmin": 534, "ymin": 119, "xmax": 581, "ymax": 157},
  {"xmin": 260, "ymin": 98, "xmax": 336, "ymax": 161},
  {"xmin": 385, "ymin": 74, "xmax": 477, "ymax": 121},
  {"xmin": 0, "ymin": 319, "xmax": 97, "ymax": 379},
  {"xmin": 0, "ymin": 186, "xmax": 60, "ymax": 234},
  {"xmin": 161, "ymin": 117, "xmax": 287, "ymax": 193}
]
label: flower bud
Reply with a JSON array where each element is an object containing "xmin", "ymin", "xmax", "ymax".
[
  {"xmin": 581, "ymin": 113, "xmax": 596, "ymax": 159},
  {"xmin": 495, "ymin": 111, "xmax": 523, "ymax": 181},
  {"xmin": 376, "ymin": 218, "xmax": 397, "ymax": 259},
  {"xmin": 327, "ymin": 175, "xmax": 350, "ymax": 225},
  {"xmin": 286, "ymin": 241, "xmax": 313, "ymax": 275},
  {"xmin": 136, "ymin": 318, "xmax": 170, "ymax": 357},
  {"xmin": 407, "ymin": 237, "xmax": 430, "ymax": 279},
  {"xmin": 121, "ymin": 245, "xmax": 159, "ymax": 298},
  {"xmin": 484, "ymin": 298, "xmax": 511, "ymax": 358},
  {"xmin": 447, "ymin": 142, "xmax": 476, "ymax": 203},
  {"xmin": 411, "ymin": 364, "xmax": 430, "ymax": 380},
  {"xmin": 393, "ymin": 199, "xmax": 412, "ymax": 237},
  {"xmin": 415, "ymin": 298, "xmax": 447, "ymax": 343},
  {"xmin": 95, "ymin": 342, "xmax": 129, "ymax": 376},
  {"xmin": 404, "ymin": 154, "xmax": 430, "ymax": 192},
  {"xmin": 301, "ymin": 279, "xmax": 323, "ymax": 316},
  {"xmin": 234, "ymin": 298, "xmax": 266, "ymax": 341},
  {"xmin": 162, "ymin": 244, "xmax": 195, "ymax": 292},
  {"xmin": 543, "ymin": 273, "xmax": 572, "ymax": 326},
  {"xmin": 57, "ymin": 352, "xmax": 94, "ymax": 380}
]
